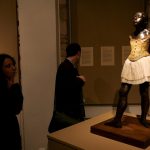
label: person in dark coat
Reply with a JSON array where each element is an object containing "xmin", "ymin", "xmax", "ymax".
[
  {"xmin": 0, "ymin": 54, "xmax": 23, "ymax": 149},
  {"xmin": 48, "ymin": 43, "xmax": 86, "ymax": 133}
]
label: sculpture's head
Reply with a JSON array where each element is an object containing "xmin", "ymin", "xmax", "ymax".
[{"xmin": 133, "ymin": 12, "xmax": 148, "ymax": 28}]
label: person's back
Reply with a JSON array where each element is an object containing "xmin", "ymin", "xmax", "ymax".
[
  {"xmin": 48, "ymin": 43, "xmax": 86, "ymax": 133},
  {"xmin": 55, "ymin": 58, "xmax": 85, "ymax": 119}
]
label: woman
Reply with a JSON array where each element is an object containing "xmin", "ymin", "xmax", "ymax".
[
  {"xmin": 0, "ymin": 54, "xmax": 23, "ymax": 149},
  {"xmin": 106, "ymin": 12, "xmax": 150, "ymax": 128}
]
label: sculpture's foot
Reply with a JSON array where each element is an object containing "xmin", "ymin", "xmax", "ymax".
[
  {"xmin": 137, "ymin": 115, "xmax": 150, "ymax": 128},
  {"xmin": 139, "ymin": 119, "xmax": 150, "ymax": 128},
  {"xmin": 104, "ymin": 119, "xmax": 122, "ymax": 128}
]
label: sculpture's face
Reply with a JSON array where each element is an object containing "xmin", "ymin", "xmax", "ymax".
[{"xmin": 133, "ymin": 12, "xmax": 145, "ymax": 26}]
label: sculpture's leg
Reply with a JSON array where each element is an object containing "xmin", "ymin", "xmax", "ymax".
[
  {"xmin": 139, "ymin": 82, "xmax": 150, "ymax": 128},
  {"xmin": 105, "ymin": 83, "xmax": 131, "ymax": 128}
]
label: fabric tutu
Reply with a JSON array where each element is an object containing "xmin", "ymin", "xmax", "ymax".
[{"xmin": 121, "ymin": 56, "xmax": 150, "ymax": 84}]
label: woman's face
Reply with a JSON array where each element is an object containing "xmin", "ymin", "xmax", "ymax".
[
  {"xmin": 133, "ymin": 12, "xmax": 144, "ymax": 26},
  {"xmin": 2, "ymin": 58, "xmax": 16, "ymax": 79}
]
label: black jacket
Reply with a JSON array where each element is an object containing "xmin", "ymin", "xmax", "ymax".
[
  {"xmin": 1, "ymin": 82, "xmax": 23, "ymax": 150},
  {"xmin": 49, "ymin": 59, "xmax": 85, "ymax": 132}
]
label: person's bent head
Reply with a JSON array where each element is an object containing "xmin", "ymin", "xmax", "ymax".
[{"xmin": 66, "ymin": 43, "xmax": 81, "ymax": 57}]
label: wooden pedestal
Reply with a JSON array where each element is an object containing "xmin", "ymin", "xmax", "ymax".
[{"xmin": 91, "ymin": 115, "xmax": 150, "ymax": 149}]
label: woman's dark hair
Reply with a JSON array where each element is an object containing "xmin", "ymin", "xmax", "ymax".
[
  {"xmin": 66, "ymin": 43, "xmax": 81, "ymax": 57},
  {"xmin": 0, "ymin": 54, "xmax": 16, "ymax": 78}
]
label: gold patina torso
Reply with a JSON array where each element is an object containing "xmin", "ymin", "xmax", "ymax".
[{"xmin": 128, "ymin": 29, "xmax": 150, "ymax": 61}]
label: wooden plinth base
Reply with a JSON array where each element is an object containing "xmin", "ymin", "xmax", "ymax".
[{"xmin": 91, "ymin": 115, "xmax": 150, "ymax": 149}]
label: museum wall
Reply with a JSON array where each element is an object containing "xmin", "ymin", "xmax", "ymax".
[
  {"xmin": 18, "ymin": 0, "xmax": 57, "ymax": 149},
  {"xmin": 0, "ymin": 0, "xmax": 19, "ymax": 81},
  {"xmin": 70, "ymin": 0, "xmax": 145, "ymax": 105}
]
